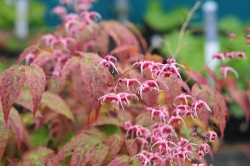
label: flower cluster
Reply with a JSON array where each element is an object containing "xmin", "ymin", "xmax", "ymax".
[{"xmin": 97, "ymin": 55, "xmax": 218, "ymax": 165}]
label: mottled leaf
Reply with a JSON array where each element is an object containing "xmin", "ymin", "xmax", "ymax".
[
  {"xmin": 90, "ymin": 144, "xmax": 109, "ymax": 166},
  {"xmin": 17, "ymin": 44, "xmax": 37, "ymax": 64},
  {"xmin": 60, "ymin": 56, "xmax": 81, "ymax": 88},
  {"xmin": 105, "ymin": 134, "xmax": 124, "ymax": 163},
  {"xmin": 161, "ymin": 77, "xmax": 182, "ymax": 113},
  {"xmin": 107, "ymin": 155, "xmax": 130, "ymax": 166},
  {"xmin": 0, "ymin": 65, "xmax": 26, "ymax": 123},
  {"xmin": 20, "ymin": 146, "xmax": 54, "ymax": 166},
  {"xmin": 125, "ymin": 139, "xmax": 138, "ymax": 157},
  {"xmin": 71, "ymin": 143, "xmax": 95, "ymax": 166},
  {"xmin": 0, "ymin": 110, "xmax": 9, "ymax": 162},
  {"xmin": 55, "ymin": 134, "xmax": 101, "ymax": 163},
  {"xmin": 79, "ymin": 52, "xmax": 112, "ymax": 119},
  {"xmin": 186, "ymin": 70, "xmax": 210, "ymax": 86},
  {"xmin": 15, "ymin": 91, "xmax": 43, "ymax": 117},
  {"xmin": 25, "ymin": 64, "xmax": 46, "ymax": 116},
  {"xmin": 41, "ymin": 92, "xmax": 74, "ymax": 121},
  {"xmin": 32, "ymin": 50, "xmax": 53, "ymax": 66},
  {"xmin": 110, "ymin": 45, "xmax": 137, "ymax": 64},
  {"xmin": 8, "ymin": 107, "xmax": 23, "ymax": 148}
]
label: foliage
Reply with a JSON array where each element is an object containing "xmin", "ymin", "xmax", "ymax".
[{"xmin": 0, "ymin": 0, "xmax": 248, "ymax": 166}]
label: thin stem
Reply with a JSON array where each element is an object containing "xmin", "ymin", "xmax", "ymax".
[{"xmin": 173, "ymin": 1, "xmax": 201, "ymax": 58}]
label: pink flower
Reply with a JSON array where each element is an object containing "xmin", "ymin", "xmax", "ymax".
[{"xmin": 220, "ymin": 66, "xmax": 239, "ymax": 78}]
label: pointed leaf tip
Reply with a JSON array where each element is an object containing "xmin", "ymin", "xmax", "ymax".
[
  {"xmin": 0, "ymin": 65, "xmax": 26, "ymax": 123},
  {"xmin": 25, "ymin": 64, "xmax": 46, "ymax": 116}
]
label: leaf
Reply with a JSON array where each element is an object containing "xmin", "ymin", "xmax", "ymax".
[
  {"xmin": 72, "ymin": 70, "xmax": 92, "ymax": 113},
  {"xmin": 125, "ymin": 21, "xmax": 148, "ymax": 53},
  {"xmin": 107, "ymin": 155, "xmax": 130, "ymax": 166},
  {"xmin": 96, "ymin": 27, "xmax": 109, "ymax": 57},
  {"xmin": 101, "ymin": 21, "xmax": 141, "ymax": 52},
  {"xmin": 0, "ymin": 65, "xmax": 26, "ymax": 123},
  {"xmin": 90, "ymin": 144, "xmax": 109, "ymax": 166},
  {"xmin": 32, "ymin": 50, "xmax": 53, "ymax": 66},
  {"xmin": 110, "ymin": 45, "xmax": 137, "ymax": 64},
  {"xmin": 125, "ymin": 139, "xmax": 138, "ymax": 157},
  {"xmin": 41, "ymin": 92, "xmax": 74, "ymax": 121},
  {"xmin": 105, "ymin": 134, "xmax": 124, "ymax": 163},
  {"xmin": 204, "ymin": 66, "xmax": 221, "ymax": 92},
  {"xmin": 0, "ymin": 110, "xmax": 9, "ymax": 162},
  {"xmin": 25, "ymin": 63, "xmax": 46, "ymax": 116},
  {"xmin": 8, "ymin": 107, "xmax": 23, "ymax": 148},
  {"xmin": 71, "ymin": 143, "xmax": 95, "ymax": 166},
  {"xmin": 17, "ymin": 44, "xmax": 37, "ymax": 65},
  {"xmin": 79, "ymin": 52, "xmax": 112, "ymax": 119},
  {"xmin": 20, "ymin": 146, "xmax": 54, "ymax": 166},
  {"xmin": 192, "ymin": 84, "xmax": 228, "ymax": 138},
  {"xmin": 186, "ymin": 69, "xmax": 210, "ymax": 86},
  {"xmin": 160, "ymin": 77, "xmax": 182, "ymax": 113},
  {"xmin": 60, "ymin": 56, "xmax": 81, "ymax": 88},
  {"xmin": 191, "ymin": 84, "xmax": 211, "ymax": 127},
  {"xmin": 15, "ymin": 91, "xmax": 43, "ymax": 117},
  {"xmin": 55, "ymin": 134, "xmax": 101, "ymax": 163}
]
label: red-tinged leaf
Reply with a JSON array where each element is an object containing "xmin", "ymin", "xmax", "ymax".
[
  {"xmin": 107, "ymin": 155, "xmax": 130, "ymax": 166},
  {"xmin": 8, "ymin": 107, "xmax": 23, "ymax": 148},
  {"xmin": 79, "ymin": 52, "xmax": 112, "ymax": 119},
  {"xmin": 143, "ymin": 89, "xmax": 159, "ymax": 107},
  {"xmin": 25, "ymin": 63, "xmax": 46, "ymax": 116},
  {"xmin": 110, "ymin": 45, "xmax": 137, "ymax": 64},
  {"xmin": 17, "ymin": 44, "xmax": 37, "ymax": 64},
  {"xmin": 176, "ymin": 79, "xmax": 191, "ymax": 94},
  {"xmin": 41, "ymin": 92, "xmax": 74, "ymax": 121},
  {"xmin": 55, "ymin": 134, "xmax": 101, "ymax": 162},
  {"xmin": 105, "ymin": 134, "xmax": 124, "ymax": 163},
  {"xmin": 0, "ymin": 65, "xmax": 26, "ymax": 123},
  {"xmin": 125, "ymin": 139, "xmax": 138, "ymax": 157},
  {"xmin": 228, "ymin": 85, "xmax": 250, "ymax": 122},
  {"xmin": 15, "ymin": 91, "xmax": 43, "ymax": 117},
  {"xmin": 90, "ymin": 144, "xmax": 109, "ymax": 166},
  {"xmin": 204, "ymin": 66, "xmax": 221, "ymax": 92},
  {"xmin": 0, "ymin": 111, "xmax": 9, "ymax": 162},
  {"xmin": 101, "ymin": 21, "xmax": 141, "ymax": 52},
  {"xmin": 125, "ymin": 21, "xmax": 148, "ymax": 53},
  {"xmin": 96, "ymin": 27, "xmax": 109, "ymax": 57},
  {"xmin": 92, "ymin": 110, "xmax": 132, "ymax": 127},
  {"xmin": 72, "ymin": 70, "xmax": 92, "ymax": 113},
  {"xmin": 186, "ymin": 70, "xmax": 210, "ymax": 86},
  {"xmin": 80, "ymin": 127, "xmax": 107, "ymax": 141},
  {"xmin": 20, "ymin": 146, "xmax": 54, "ymax": 166},
  {"xmin": 192, "ymin": 84, "xmax": 228, "ymax": 137},
  {"xmin": 160, "ymin": 77, "xmax": 182, "ymax": 113},
  {"xmin": 60, "ymin": 56, "xmax": 81, "ymax": 88},
  {"xmin": 191, "ymin": 84, "xmax": 211, "ymax": 127},
  {"xmin": 71, "ymin": 143, "xmax": 95, "ymax": 166},
  {"xmin": 32, "ymin": 50, "xmax": 53, "ymax": 66}
]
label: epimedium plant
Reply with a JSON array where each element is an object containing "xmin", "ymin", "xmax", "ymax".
[{"xmin": 0, "ymin": 0, "xmax": 248, "ymax": 166}]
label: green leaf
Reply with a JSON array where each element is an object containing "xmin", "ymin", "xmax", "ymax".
[
  {"xmin": 20, "ymin": 146, "xmax": 54, "ymax": 165},
  {"xmin": 30, "ymin": 127, "xmax": 49, "ymax": 148},
  {"xmin": 41, "ymin": 92, "xmax": 74, "ymax": 121},
  {"xmin": 25, "ymin": 64, "xmax": 46, "ymax": 116},
  {"xmin": 0, "ymin": 65, "xmax": 26, "ymax": 123}
]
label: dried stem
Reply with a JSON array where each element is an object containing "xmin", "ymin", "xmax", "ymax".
[{"xmin": 173, "ymin": 1, "xmax": 201, "ymax": 58}]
